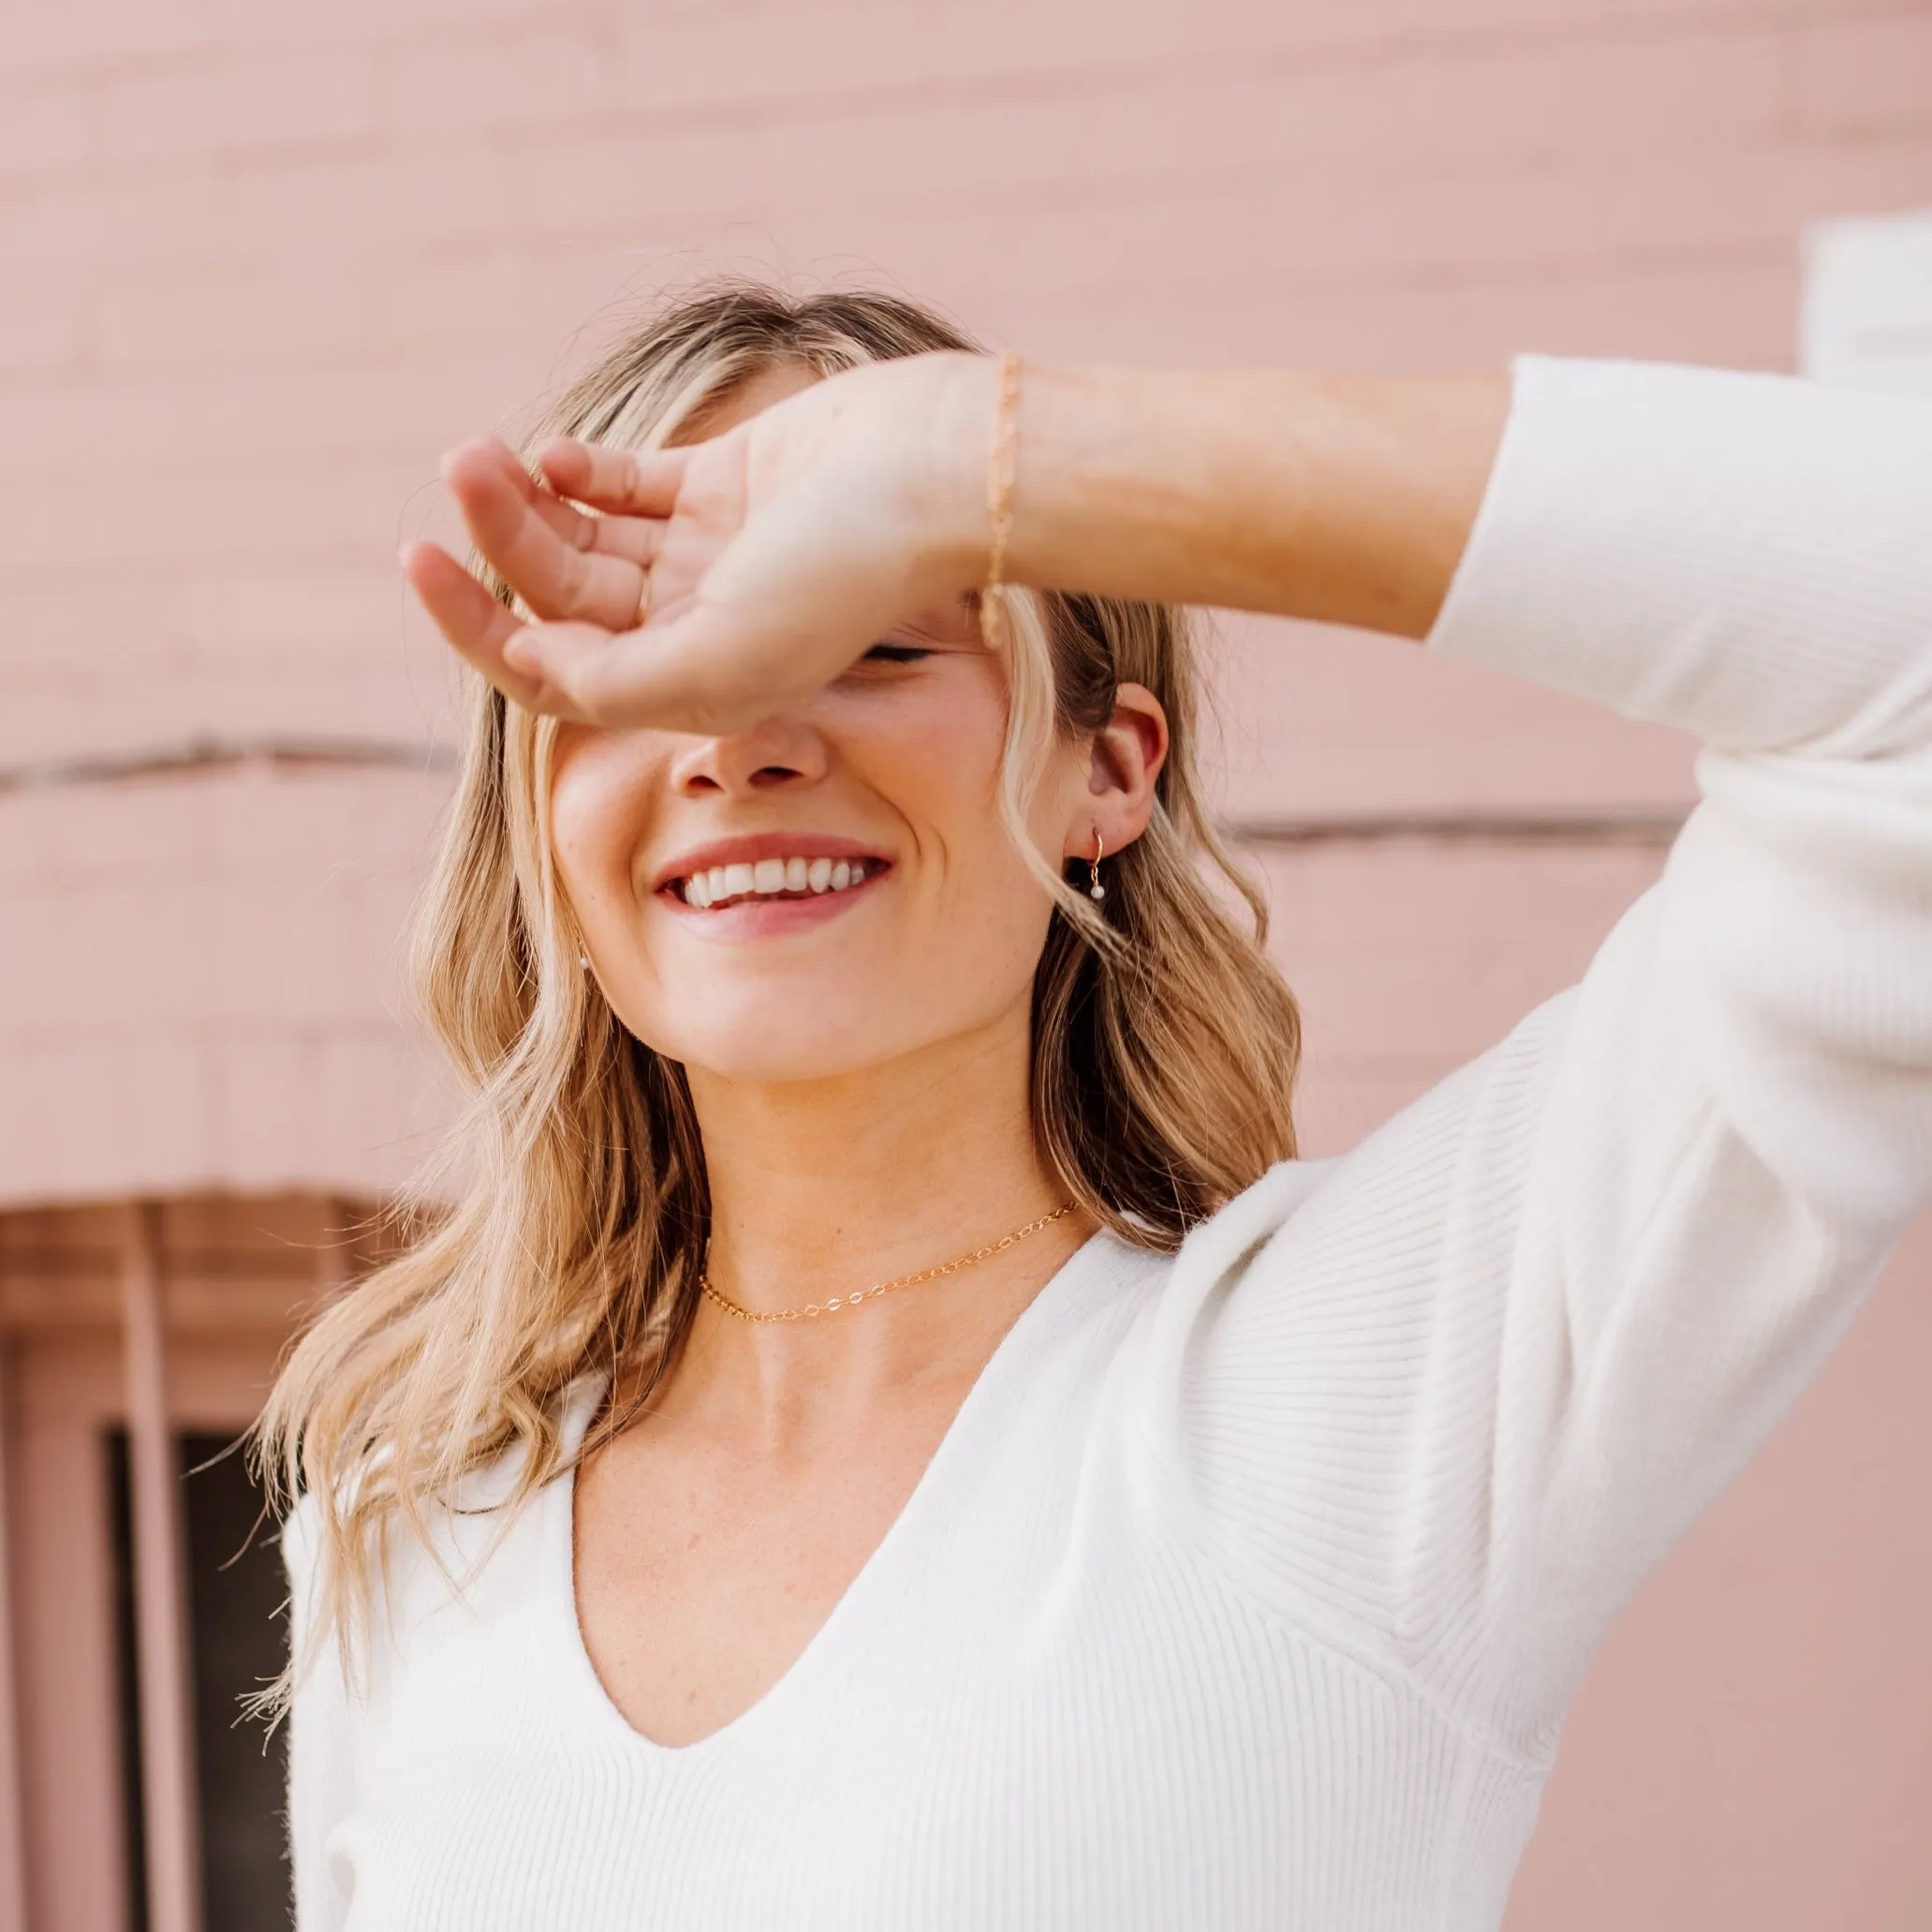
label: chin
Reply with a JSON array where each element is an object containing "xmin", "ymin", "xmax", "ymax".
[
  {"xmin": 605, "ymin": 919, "xmax": 1044, "ymax": 1088},
  {"xmin": 630, "ymin": 981, "xmax": 922, "ymax": 1087},
  {"xmin": 673, "ymin": 1031, "xmax": 905, "ymax": 1086}
]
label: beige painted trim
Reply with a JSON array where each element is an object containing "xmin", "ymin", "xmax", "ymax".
[
  {"xmin": 1225, "ymin": 807, "xmax": 1689, "ymax": 848},
  {"xmin": 121, "ymin": 1205, "xmax": 203, "ymax": 1932},
  {"xmin": 0, "ymin": 1274, "xmax": 325, "ymax": 1335},
  {"xmin": 0, "ymin": 733, "xmax": 455, "ymax": 795},
  {"xmin": 0, "ymin": 1344, "xmax": 29, "ymax": 1932}
]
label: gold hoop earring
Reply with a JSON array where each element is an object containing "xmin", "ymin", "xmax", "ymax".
[{"xmin": 1088, "ymin": 830, "xmax": 1106, "ymax": 902}]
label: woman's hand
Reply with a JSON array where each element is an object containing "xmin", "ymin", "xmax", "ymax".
[{"xmin": 405, "ymin": 352, "xmax": 995, "ymax": 734}]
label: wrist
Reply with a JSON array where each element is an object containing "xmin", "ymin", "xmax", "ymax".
[
  {"xmin": 893, "ymin": 351, "xmax": 1006, "ymax": 602},
  {"xmin": 890, "ymin": 353, "xmax": 1115, "ymax": 609}
]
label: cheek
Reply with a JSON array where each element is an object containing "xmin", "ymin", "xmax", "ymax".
[
  {"xmin": 853, "ymin": 678, "xmax": 1085, "ymax": 893},
  {"xmin": 819, "ymin": 683, "xmax": 1074, "ymax": 1006},
  {"xmin": 548, "ymin": 742, "xmax": 659, "ymax": 933},
  {"xmin": 847, "ymin": 685, "xmax": 1042, "ymax": 917},
  {"xmin": 863, "ymin": 710, "xmax": 1001, "ymax": 852}
]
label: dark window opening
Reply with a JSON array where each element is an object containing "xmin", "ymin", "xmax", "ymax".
[{"xmin": 107, "ymin": 1430, "xmax": 292, "ymax": 1931}]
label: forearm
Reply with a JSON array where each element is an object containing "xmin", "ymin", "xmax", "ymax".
[{"xmin": 997, "ymin": 364, "xmax": 1511, "ymax": 640}]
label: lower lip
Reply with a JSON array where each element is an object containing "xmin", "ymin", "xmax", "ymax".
[{"xmin": 658, "ymin": 865, "xmax": 891, "ymax": 939}]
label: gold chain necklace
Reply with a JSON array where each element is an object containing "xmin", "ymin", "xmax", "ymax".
[{"xmin": 699, "ymin": 1202, "xmax": 1076, "ymax": 1325}]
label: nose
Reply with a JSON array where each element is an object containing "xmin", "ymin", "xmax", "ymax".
[{"xmin": 669, "ymin": 713, "xmax": 830, "ymax": 799}]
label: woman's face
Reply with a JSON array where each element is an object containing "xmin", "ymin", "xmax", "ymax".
[{"xmin": 548, "ymin": 364, "xmax": 1167, "ymax": 1088}]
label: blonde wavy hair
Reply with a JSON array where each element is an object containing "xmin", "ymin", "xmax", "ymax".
[{"xmin": 257, "ymin": 282, "xmax": 1301, "ymax": 1675}]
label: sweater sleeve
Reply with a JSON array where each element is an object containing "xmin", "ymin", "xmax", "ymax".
[
  {"xmin": 284, "ymin": 1500, "xmax": 356, "ymax": 1931},
  {"xmin": 1184, "ymin": 357, "xmax": 1932, "ymax": 1759}
]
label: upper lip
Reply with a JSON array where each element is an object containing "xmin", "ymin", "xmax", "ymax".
[{"xmin": 650, "ymin": 831, "xmax": 892, "ymax": 893}]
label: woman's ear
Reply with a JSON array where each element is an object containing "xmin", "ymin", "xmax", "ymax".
[{"xmin": 1069, "ymin": 682, "xmax": 1170, "ymax": 860}]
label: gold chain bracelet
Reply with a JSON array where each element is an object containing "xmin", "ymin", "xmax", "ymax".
[{"xmin": 979, "ymin": 350, "xmax": 1023, "ymax": 653}]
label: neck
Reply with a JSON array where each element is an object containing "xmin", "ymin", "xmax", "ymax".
[
  {"xmin": 677, "ymin": 999, "xmax": 1086, "ymax": 1419},
  {"xmin": 693, "ymin": 997, "xmax": 1067, "ymax": 1313}
]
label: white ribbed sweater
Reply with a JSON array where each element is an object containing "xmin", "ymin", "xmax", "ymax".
[{"xmin": 287, "ymin": 359, "xmax": 1932, "ymax": 1930}]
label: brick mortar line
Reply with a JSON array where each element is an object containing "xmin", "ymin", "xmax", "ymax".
[
  {"xmin": 0, "ymin": 240, "xmax": 1811, "ymax": 405},
  {"xmin": 0, "ymin": 3, "xmax": 1890, "ymax": 128},
  {"xmin": 0, "ymin": 9, "xmax": 1897, "ymax": 188}
]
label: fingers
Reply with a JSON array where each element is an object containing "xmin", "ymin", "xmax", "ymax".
[
  {"xmin": 535, "ymin": 438, "xmax": 692, "ymax": 516},
  {"xmin": 401, "ymin": 540, "xmax": 584, "ymax": 720},
  {"xmin": 406, "ymin": 537, "xmax": 730, "ymax": 730},
  {"xmin": 523, "ymin": 482, "xmax": 659, "ymax": 570},
  {"xmin": 441, "ymin": 437, "xmax": 661, "ymax": 632}
]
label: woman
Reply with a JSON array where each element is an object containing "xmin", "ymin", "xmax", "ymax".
[{"xmin": 267, "ymin": 283, "xmax": 1932, "ymax": 1929}]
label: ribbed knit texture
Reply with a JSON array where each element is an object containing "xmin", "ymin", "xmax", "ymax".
[{"xmin": 286, "ymin": 358, "xmax": 1932, "ymax": 1930}]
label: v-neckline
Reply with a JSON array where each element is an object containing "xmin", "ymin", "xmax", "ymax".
[{"xmin": 548, "ymin": 1227, "xmax": 1121, "ymax": 1762}]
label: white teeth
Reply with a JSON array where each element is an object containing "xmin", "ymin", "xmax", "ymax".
[{"xmin": 679, "ymin": 856, "xmax": 878, "ymax": 907}]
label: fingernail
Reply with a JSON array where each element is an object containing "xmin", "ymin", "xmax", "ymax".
[{"xmin": 504, "ymin": 636, "xmax": 540, "ymax": 672}]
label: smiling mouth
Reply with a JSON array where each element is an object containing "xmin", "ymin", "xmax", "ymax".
[{"xmin": 671, "ymin": 855, "xmax": 886, "ymax": 910}]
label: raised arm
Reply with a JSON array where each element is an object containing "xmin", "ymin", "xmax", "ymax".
[
  {"xmin": 407, "ymin": 357, "xmax": 1510, "ymax": 732},
  {"xmin": 1174, "ymin": 358, "xmax": 1932, "ymax": 1756}
]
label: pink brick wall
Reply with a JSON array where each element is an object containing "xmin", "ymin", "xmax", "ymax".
[
  {"xmin": 0, "ymin": 770, "xmax": 453, "ymax": 1202},
  {"xmin": 1, "ymin": 0, "xmax": 1929, "ymax": 1924}
]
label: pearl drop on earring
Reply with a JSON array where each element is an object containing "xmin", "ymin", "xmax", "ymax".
[{"xmin": 1088, "ymin": 831, "xmax": 1107, "ymax": 902}]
